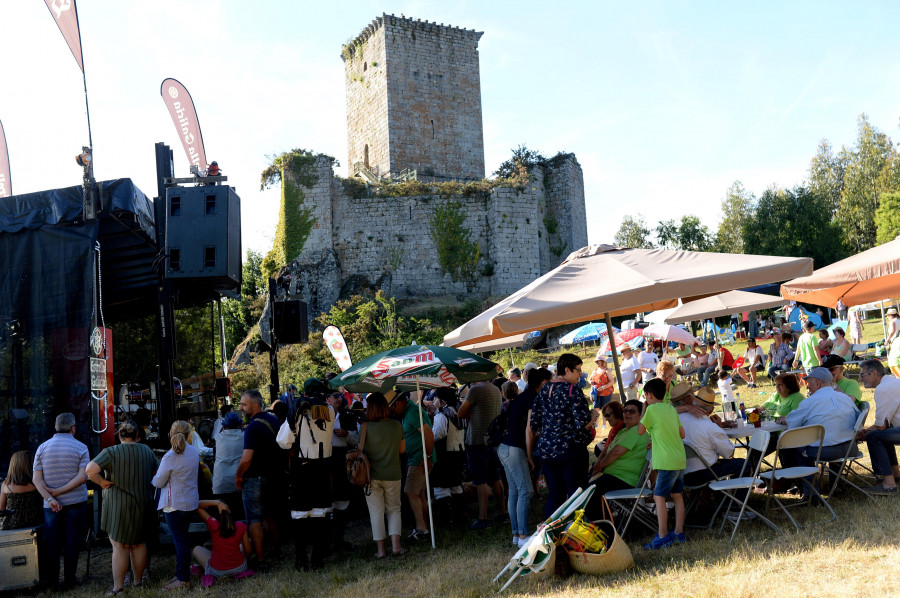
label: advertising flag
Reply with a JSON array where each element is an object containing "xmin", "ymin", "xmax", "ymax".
[
  {"xmin": 0, "ymin": 120, "xmax": 10, "ymax": 198},
  {"xmin": 160, "ymin": 78, "xmax": 208, "ymax": 171},
  {"xmin": 44, "ymin": 0, "xmax": 84, "ymax": 72},
  {"xmin": 323, "ymin": 326, "xmax": 353, "ymax": 372}
]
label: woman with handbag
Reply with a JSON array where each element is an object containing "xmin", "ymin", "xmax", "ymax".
[
  {"xmin": 360, "ymin": 393, "xmax": 406, "ymax": 558},
  {"xmin": 529, "ymin": 353, "xmax": 596, "ymax": 516}
]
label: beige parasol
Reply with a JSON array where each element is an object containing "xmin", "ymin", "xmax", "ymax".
[
  {"xmin": 444, "ymin": 245, "xmax": 813, "ymax": 348},
  {"xmin": 664, "ymin": 290, "xmax": 787, "ymax": 324}
]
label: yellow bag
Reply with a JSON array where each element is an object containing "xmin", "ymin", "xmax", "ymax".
[{"xmin": 560, "ymin": 509, "xmax": 608, "ymax": 555}]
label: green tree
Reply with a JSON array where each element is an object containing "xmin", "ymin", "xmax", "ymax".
[
  {"xmin": 875, "ymin": 191, "xmax": 900, "ymax": 245},
  {"xmin": 808, "ymin": 139, "xmax": 849, "ymax": 216},
  {"xmin": 614, "ymin": 214, "xmax": 654, "ymax": 248},
  {"xmin": 655, "ymin": 219, "xmax": 678, "ymax": 249},
  {"xmin": 715, "ymin": 181, "xmax": 755, "ymax": 253},
  {"xmin": 743, "ymin": 185, "xmax": 847, "ymax": 268},
  {"xmin": 222, "ymin": 249, "xmax": 265, "ymax": 355},
  {"xmin": 676, "ymin": 215, "xmax": 713, "ymax": 251},
  {"xmin": 493, "ymin": 144, "xmax": 547, "ymax": 179},
  {"xmin": 429, "ymin": 201, "xmax": 481, "ymax": 287},
  {"xmin": 837, "ymin": 114, "xmax": 897, "ymax": 252}
]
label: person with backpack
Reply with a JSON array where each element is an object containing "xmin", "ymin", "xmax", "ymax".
[
  {"xmin": 458, "ymin": 380, "xmax": 508, "ymax": 530},
  {"xmin": 190, "ymin": 500, "xmax": 251, "ymax": 588},
  {"xmin": 430, "ymin": 387, "xmax": 466, "ymax": 524}
]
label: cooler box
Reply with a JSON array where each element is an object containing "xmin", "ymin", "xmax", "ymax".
[{"xmin": 0, "ymin": 526, "xmax": 40, "ymax": 590}]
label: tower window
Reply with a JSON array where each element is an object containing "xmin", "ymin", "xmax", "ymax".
[
  {"xmin": 205, "ymin": 195, "xmax": 216, "ymax": 215},
  {"xmin": 363, "ymin": 61, "xmax": 367, "ymax": 71},
  {"xmin": 364, "ymin": 144, "xmax": 370, "ymax": 168},
  {"xmin": 170, "ymin": 197, "xmax": 181, "ymax": 217},
  {"xmin": 431, "ymin": 120, "xmax": 435, "ymax": 139},
  {"xmin": 204, "ymin": 246, "xmax": 216, "ymax": 268}
]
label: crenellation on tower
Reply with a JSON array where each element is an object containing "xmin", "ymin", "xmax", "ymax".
[{"xmin": 344, "ymin": 13, "xmax": 485, "ymax": 182}]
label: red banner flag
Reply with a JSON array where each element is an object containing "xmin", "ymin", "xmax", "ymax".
[
  {"xmin": 44, "ymin": 0, "xmax": 84, "ymax": 72},
  {"xmin": 0, "ymin": 120, "xmax": 10, "ymax": 198},
  {"xmin": 160, "ymin": 78, "xmax": 208, "ymax": 172}
]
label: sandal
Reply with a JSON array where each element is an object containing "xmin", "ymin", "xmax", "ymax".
[
  {"xmin": 392, "ymin": 548, "xmax": 409, "ymax": 556},
  {"xmin": 105, "ymin": 589, "xmax": 124, "ymax": 597},
  {"xmin": 163, "ymin": 579, "xmax": 191, "ymax": 590}
]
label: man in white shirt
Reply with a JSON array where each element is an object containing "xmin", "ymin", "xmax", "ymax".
[
  {"xmin": 859, "ymin": 360, "xmax": 900, "ymax": 495},
  {"xmin": 675, "ymin": 387, "xmax": 745, "ymax": 485},
  {"xmin": 618, "ymin": 345, "xmax": 641, "ymax": 401},
  {"xmin": 737, "ymin": 338, "xmax": 765, "ymax": 388},
  {"xmin": 637, "ymin": 341, "xmax": 659, "ymax": 384},
  {"xmin": 508, "ymin": 368, "xmax": 527, "ymax": 392},
  {"xmin": 780, "ymin": 367, "xmax": 859, "ymax": 498}
]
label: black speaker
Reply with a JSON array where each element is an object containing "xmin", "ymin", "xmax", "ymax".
[
  {"xmin": 274, "ymin": 300, "xmax": 308, "ymax": 345},
  {"xmin": 214, "ymin": 377, "xmax": 231, "ymax": 398},
  {"xmin": 165, "ymin": 185, "xmax": 241, "ymax": 303}
]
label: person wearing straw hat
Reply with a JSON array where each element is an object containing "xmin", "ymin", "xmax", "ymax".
[
  {"xmin": 618, "ymin": 345, "xmax": 641, "ymax": 401},
  {"xmin": 672, "ymin": 386, "xmax": 746, "ymax": 486}
]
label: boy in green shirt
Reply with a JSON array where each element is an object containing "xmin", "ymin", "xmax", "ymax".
[{"xmin": 637, "ymin": 378, "xmax": 686, "ymax": 549}]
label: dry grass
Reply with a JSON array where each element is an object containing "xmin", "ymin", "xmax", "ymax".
[{"xmin": 35, "ymin": 318, "xmax": 899, "ymax": 597}]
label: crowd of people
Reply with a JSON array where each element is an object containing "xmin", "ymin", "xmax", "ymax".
[{"xmin": 2, "ymin": 308, "xmax": 899, "ymax": 591}]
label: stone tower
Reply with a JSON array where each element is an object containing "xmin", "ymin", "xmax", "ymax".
[{"xmin": 342, "ymin": 14, "xmax": 486, "ymax": 182}]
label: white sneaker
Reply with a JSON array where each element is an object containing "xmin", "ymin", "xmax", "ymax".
[
  {"xmin": 512, "ymin": 536, "xmax": 519, "ymax": 546},
  {"xmin": 517, "ymin": 536, "xmax": 530, "ymax": 548}
]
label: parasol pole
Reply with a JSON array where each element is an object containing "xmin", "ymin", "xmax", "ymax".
[
  {"xmin": 881, "ymin": 300, "xmax": 889, "ymax": 346},
  {"xmin": 415, "ymin": 377, "xmax": 436, "ymax": 549},
  {"xmin": 605, "ymin": 313, "xmax": 626, "ymax": 401}
]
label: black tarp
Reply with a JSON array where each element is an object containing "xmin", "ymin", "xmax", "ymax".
[{"xmin": 0, "ymin": 179, "xmax": 159, "ymax": 467}]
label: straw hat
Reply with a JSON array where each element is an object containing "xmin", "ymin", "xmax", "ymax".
[
  {"xmin": 668, "ymin": 381, "xmax": 694, "ymax": 402},
  {"xmin": 693, "ymin": 386, "xmax": 720, "ymax": 407},
  {"xmin": 887, "ymin": 308, "xmax": 899, "ymax": 316}
]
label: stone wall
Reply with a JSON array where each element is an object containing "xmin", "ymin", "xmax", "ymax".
[
  {"xmin": 279, "ymin": 154, "xmax": 588, "ymax": 324},
  {"xmin": 343, "ymin": 14, "xmax": 485, "ymax": 182}
]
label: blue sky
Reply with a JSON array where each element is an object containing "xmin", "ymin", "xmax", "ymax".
[{"xmin": 2, "ymin": 1, "xmax": 899, "ymax": 255}]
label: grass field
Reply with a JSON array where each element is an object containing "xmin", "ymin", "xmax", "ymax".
[{"xmin": 42, "ymin": 318, "xmax": 900, "ymax": 598}]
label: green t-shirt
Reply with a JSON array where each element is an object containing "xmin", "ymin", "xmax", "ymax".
[
  {"xmin": 762, "ymin": 391, "xmax": 805, "ymax": 417},
  {"xmin": 363, "ymin": 420, "xmax": 404, "ymax": 481},
  {"xmin": 640, "ymin": 402, "xmax": 685, "ymax": 471},
  {"xmin": 401, "ymin": 402, "xmax": 437, "ymax": 467},
  {"xmin": 836, "ymin": 377, "xmax": 862, "ymax": 401},
  {"xmin": 675, "ymin": 347, "xmax": 692, "ymax": 359},
  {"xmin": 602, "ymin": 425, "xmax": 648, "ymax": 487},
  {"xmin": 796, "ymin": 332, "xmax": 820, "ymax": 368}
]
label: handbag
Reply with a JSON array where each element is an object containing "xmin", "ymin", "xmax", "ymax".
[{"xmin": 346, "ymin": 423, "xmax": 371, "ymax": 494}]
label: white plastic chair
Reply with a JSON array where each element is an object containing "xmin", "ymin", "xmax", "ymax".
[
  {"xmin": 604, "ymin": 453, "xmax": 656, "ymax": 537},
  {"xmin": 708, "ymin": 429, "xmax": 784, "ymax": 542},
  {"xmin": 683, "ymin": 443, "xmax": 730, "ymax": 529},
  {"xmin": 758, "ymin": 424, "xmax": 838, "ymax": 530},
  {"xmin": 816, "ymin": 403, "xmax": 874, "ymax": 501}
]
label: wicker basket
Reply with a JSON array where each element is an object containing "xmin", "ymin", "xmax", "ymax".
[{"xmin": 567, "ymin": 520, "xmax": 634, "ymax": 575}]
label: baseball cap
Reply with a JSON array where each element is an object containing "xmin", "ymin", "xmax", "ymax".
[{"xmin": 806, "ymin": 367, "xmax": 833, "ymax": 384}]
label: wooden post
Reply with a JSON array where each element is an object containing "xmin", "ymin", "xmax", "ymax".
[{"xmin": 605, "ymin": 312, "xmax": 627, "ymax": 401}]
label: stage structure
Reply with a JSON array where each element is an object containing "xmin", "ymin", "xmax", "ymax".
[{"xmin": 0, "ymin": 143, "xmax": 241, "ymax": 472}]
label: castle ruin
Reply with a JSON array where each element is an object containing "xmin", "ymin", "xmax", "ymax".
[{"xmin": 273, "ymin": 15, "xmax": 589, "ymax": 322}]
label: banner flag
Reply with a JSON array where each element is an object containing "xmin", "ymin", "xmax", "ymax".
[
  {"xmin": 160, "ymin": 78, "xmax": 208, "ymax": 172},
  {"xmin": 0, "ymin": 120, "xmax": 11, "ymax": 198},
  {"xmin": 324, "ymin": 326, "xmax": 353, "ymax": 372},
  {"xmin": 44, "ymin": 0, "xmax": 84, "ymax": 72}
]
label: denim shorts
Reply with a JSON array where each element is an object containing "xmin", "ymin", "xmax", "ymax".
[
  {"xmin": 241, "ymin": 477, "xmax": 268, "ymax": 524},
  {"xmin": 653, "ymin": 469, "xmax": 685, "ymax": 497}
]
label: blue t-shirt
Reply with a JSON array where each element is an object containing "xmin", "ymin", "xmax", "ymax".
[{"xmin": 243, "ymin": 411, "xmax": 281, "ymax": 478}]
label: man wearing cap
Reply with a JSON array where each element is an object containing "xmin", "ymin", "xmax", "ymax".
[
  {"xmin": 779, "ymin": 367, "xmax": 859, "ymax": 496},
  {"xmin": 858, "ymin": 359, "xmax": 900, "ymax": 495},
  {"xmin": 672, "ymin": 385, "xmax": 745, "ymax": 486},
  {"xmin": 822, "ymin": 354, "xmax": 863, "ymax": 409},
  {"xmin": 618, "ymin": 345, "xmax": 641, "ymax": 401},
  {"xmin": 212, "ymin": 411, "xmax": 245, "ymax": 515}
]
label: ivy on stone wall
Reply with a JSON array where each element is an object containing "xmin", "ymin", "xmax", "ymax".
[
  {"xmin": 260, "ymin": 149, "xmax": 333, "ymax": 280},
  {"xmin": 429, "ymin": 200, "xmax": 481, "ymax": 286}
]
